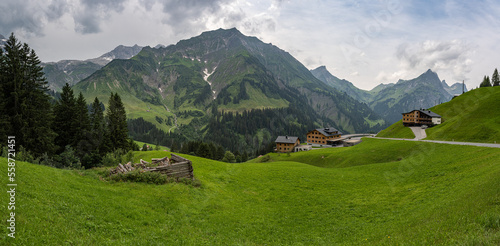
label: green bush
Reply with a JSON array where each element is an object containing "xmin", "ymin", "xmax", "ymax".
[
  {"xmin": 258, "ymin": 155, "xmax": 271, "ymax": 163},
  {"xmin": 108, "ymin": 170, "xmax": 200, "ymax": 186}
]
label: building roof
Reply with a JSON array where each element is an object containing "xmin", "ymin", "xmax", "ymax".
[
  {"xmin": 311, "ymin": 127, "xmax": 343, "ymax": 137},
  {"xmin": 275, "ymin": 136, "xmax": 299, "ymax": 144},
  {"xmin": 402, "ymin": 109, "xmax": 441, "ymax": 118}
]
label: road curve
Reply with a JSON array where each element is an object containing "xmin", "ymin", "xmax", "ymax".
[{"xmin": 369, "ymin": 136, "xmax": 500, "ymax": 148}]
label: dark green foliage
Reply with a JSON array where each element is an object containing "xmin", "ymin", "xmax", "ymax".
[
  {"xmin": 74, "ymin": 92, "xmax": 91, "ymax": 157},
  {"xmin": 89, "ymin": 97, "xmax": 106, "ymax": 153},
  {"xmin": 222, "ymin": 151, "xmax": 236, "ymax": 163},
  {"xmin": 55, "ymin": 145, "xmax": 82, "ymax": 169},
  {"xmin": 0, "ymin": 33, "xmax": 56, "ymax": 156},
  {"xmin": 109, "ymin": 170, "xmax": 201, "ymax": 186},
  {"xmin": 204, "ymin": 105, "xmax": 323, "ymax": 155},
  {"xmin": 0, "ymin": 33, "xmax": 137, "ymax": 169},
  {"xmin": 128, "ymin": 117, "xmax": 187, "ymax": 149},
  {"xmin": 53, "ymin": 83, "xmax": 78, "ymax": 152},
  {"xmin": 480, "ymin": 76, "xmax": 492, "ymax": 87},
  {"xmin": 179, "ymin": 140, "xmax": 226, "ymax": 161},
  {"xmin": 106, "ymin": 93, "xmax": 129, "ymax": 151},
  {"xmin": 492, "ymin": 69, "xmax": 499, "ymax": 86}
]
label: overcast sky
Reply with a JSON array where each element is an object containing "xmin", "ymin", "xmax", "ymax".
[{"xmin": 1, "ymin": 0, "xmax": 499, "ymax": 90}]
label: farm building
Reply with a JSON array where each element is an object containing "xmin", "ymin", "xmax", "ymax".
[
  {"xmin": 402, "ymin": 109, "xmax": 442, "ymax": 126},
  {"xmin": 306, "ymin": 127, "xmax": 342, "ymax": 146},
  {"xmin": 275, "ymin": 136, "xmax": 301, "ymax": 153}
]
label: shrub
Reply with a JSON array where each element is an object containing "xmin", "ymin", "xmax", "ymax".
[
  {"xmin": 258, "ymin": 155, "xmax": 271, "ymax": 163},
  {"xmin": 54, "ymin": 145, "xmax": 82, "ymax": 169}
]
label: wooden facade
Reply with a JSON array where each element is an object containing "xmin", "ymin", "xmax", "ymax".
[
  {"xmin": 402, "ymin": 109, "xmax": 441, "ymax": 126},
  {"xmin": 306, "ymin": 128, "xmax": 342, "ymax": 145},
  {"xmin": 275, "ymin": 136, "xmax": 300, "ymax": 153}
]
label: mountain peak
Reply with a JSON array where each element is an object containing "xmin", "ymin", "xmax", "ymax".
[
  {"xmin": 314, "ymin": 65, "xmax": 328, "ymax": 71},
  {"xmin": 200, "ymin": 27, "xmax": 243, "ymax": 38},
  {"xmin": 417, "ymin": 68, "xmax": 440, "ymax": 81}
]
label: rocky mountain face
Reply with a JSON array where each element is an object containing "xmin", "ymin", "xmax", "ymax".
[
  {"xmin": 310, "ymin": 66, "xmax": 373, "ymax": 103},
  {"xmin": 74, "ymin": 28, "xmax": 385, "ymax": 142},
  {"xmin": 312, "ymin": 67, "xmax": 468, "ymax": 124},
  {"xmin": 42, "ymin": 45, "xmax": 143, "ymax": 91},
  {"xmin": 442, "ymin": 80, "xmax": 467, "ymax": 95}
]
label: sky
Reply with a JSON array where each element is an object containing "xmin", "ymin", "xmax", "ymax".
[{"xmin": 1, "ymin": 0, "xmax": 499, "ymax": 90}]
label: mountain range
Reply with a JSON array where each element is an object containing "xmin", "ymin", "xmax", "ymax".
[
  {"xmin": 41, "ymin": 44, "xmax": 143, "ymax": 91},
  {"xmin": 74, "ymin": 28, "xmax": 384, "ymax": 130},
  {"xmin": 3, "ymin": 28, "xmax": 469, "ymax": 151},
  {"xmin": 311, "ymin": 66, "xmax": 468, "ymax": 123},
  {"xmin": 71, "ymin": 28, "xmax": 386, "ymax": 152}
]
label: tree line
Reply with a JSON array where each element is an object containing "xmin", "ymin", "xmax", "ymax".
[
  {"xmin": 480, "ymin": 68, "xmax": 500, "ymax": 87},
  {"xmin": 0, "ymin": 33, "xmax": 137, "ymax": 169}
]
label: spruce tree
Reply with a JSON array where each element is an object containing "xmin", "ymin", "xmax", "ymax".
[
  {"xmin": 53, "ymin": 83, "xmax": 77, "ymax": 153},
  {"xmin": 106, "ymin": 92, "xmax": 129, "ymax": 151},
  {"xmin": 492, "ymin": 68, "xmax": 500, "ymax": 86},
  {"xmin": 0, "ymin": 33, "xmax": 56, "ymax": 156},
  {"xmin": 0, "ymin": 46, "xmax": 10, "ymax": 145},
  {"xmin": 74, "ymin": 92, "xmax": 92, "ymax": 158},
  {"xmin": 89, "ymin": 97, "xmax": 105, "ymax": 150}
]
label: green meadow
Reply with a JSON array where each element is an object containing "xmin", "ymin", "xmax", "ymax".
[
  {"xmin": 425, "ymin": 87, "xmax": 500, "ymax": 143},
  {"xmin": 1, "ymin": 138, "xmax": 500, "ymax": 245},
  {"xmin": 375, "ymin": 120, "xmax": 415, "ymax": 139}
]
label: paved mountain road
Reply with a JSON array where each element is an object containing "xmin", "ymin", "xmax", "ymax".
[{"xmin": 370, "ymin": 136, "xmax": 500, "ymax": 148}]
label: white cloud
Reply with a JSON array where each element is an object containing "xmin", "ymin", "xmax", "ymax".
[{"xmin": 395, "ymin": 40, "xmax": 474, "ymax": 81}]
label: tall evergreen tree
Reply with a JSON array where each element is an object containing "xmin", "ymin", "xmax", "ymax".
[
  {"xmin": 74, "ymin": 92, "xmax": 92, "ymax": 157},
  {"xmin": 0, "ymin": 45, "xmax": 10, "ymax": 145},
  {"xmin": 89, "ymin": 97, "xmax": 105, "ymax": 150},
  {"xmin": 492, "ymin": 68, "xmax": 500, "ymax": 86},
  {"xmin": 53, "ymin": 83, "xmax": 77, "ymax": 153},
  {"xmin": 0, "ymin": 33, "xmax": 56, "ymax": 156},
  {"xmin": 106, "ymin": 92, "xmax": 129, "ymax": 151}
]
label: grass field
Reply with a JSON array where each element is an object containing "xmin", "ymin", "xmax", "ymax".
[
  {"xmin": 376, "ymin": 120, "xmax": 415, "ymax": 139},
  {"xmin": 425, "ymin": 87, "xmax": 500, "ymax": 143},
  {"xmin": 1, "ymin": 138, "xmax": 500, "ymax": 244}
]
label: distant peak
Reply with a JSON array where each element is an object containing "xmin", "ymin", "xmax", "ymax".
[
  {"xmin": 425, "ymin": 68, "xmax": 436, "ymax": 74},
  {"xmin": 312, "ymin": 65, "xmax": 328, "ymax": 72},
  {"xmin": 204, "ymin": 27, "xmax": 242, "ymax": 36}
]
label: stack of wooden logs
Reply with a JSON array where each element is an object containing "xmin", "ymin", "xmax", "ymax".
[{"xmin": 109, "ymin": 154, "xmax": 193, "ymax": 179}]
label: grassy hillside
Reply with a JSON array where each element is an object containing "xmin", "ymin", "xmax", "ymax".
[
  {"xmin": 376, "ymin": 119, "xmax": 415, "ymax": 139},
  {"xmin": 2, "ymin": 139, "xmax": 500, "ymax": 244},
  {"xmin": 425, "ymin": 87, "xmax": 500, "ymax": 143}
]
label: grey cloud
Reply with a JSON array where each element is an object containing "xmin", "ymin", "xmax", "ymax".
[
  {"xmin": 73, "ymin": 0, "xmax": 128, "ymax": 34},
  {"xmin": 0, "ymin": 0, "xmax": 127, "ymax": 36},
  {"xmin": 74, "ymin": 12, "xmax": 102, "ymax": 34},
  {"xmin": 0, "ymin": 0, "xmax": 67, "ymax": 36},
  {"xmin": 153, "ymin": 0, "xmax": 235, "ymax": 33},
  {"xmin": 241, "ymin": 17, "xmax": 276, "ymax": 35},
  {"xmin": 396, "ymin": 40, "xmax": 474, "ymax": 81}
]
